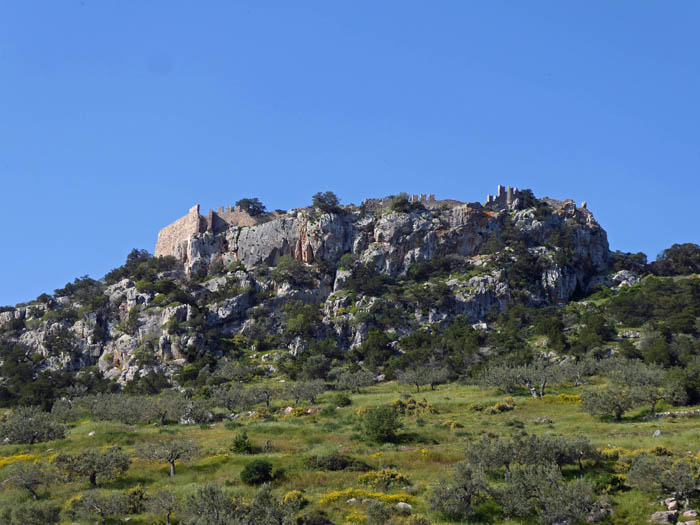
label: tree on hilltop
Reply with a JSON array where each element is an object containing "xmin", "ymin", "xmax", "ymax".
[
  {"xmin": 236, "ymin": 198, "xmax": 266, "ymax": 216},
  {"xmin": 312, "ymin": 191, "xmax": 341, "ymax": 213},
  {"xmin": 650, "ymin": 243, "xmax": 700, "ymax": 276}
]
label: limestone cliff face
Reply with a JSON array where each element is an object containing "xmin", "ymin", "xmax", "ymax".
[
  {"xmin": 183, "ymin": 206, "xmax": 497, "ymax": 276},
  {"xmin": 180, "ymin": 199, "xmax": 608, "ymax": 299},
  {"xmin": 1, "ymin": 190, "xmax": 611, "ymax": 384}
]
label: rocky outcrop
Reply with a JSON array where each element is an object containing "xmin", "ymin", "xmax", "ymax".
[{"xmin": 0, "ymin": 189, "xmax": 615, "ymax": 385}]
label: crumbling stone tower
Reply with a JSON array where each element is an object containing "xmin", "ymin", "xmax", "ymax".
[{"xmin": 485, "ymin": 184, "xmax": 521, "ymax": 210}]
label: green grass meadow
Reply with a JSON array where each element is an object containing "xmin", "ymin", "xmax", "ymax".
[{"xmin": 1, "ymin": 379, "xmax": 698, "ymax": 524}]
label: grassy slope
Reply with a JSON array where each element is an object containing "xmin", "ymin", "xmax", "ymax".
[{"xmin": 1, "ymin": 379, "xmax": 698, "ymax": 524}]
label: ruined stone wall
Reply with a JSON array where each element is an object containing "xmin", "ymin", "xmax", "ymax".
[
  {"xmin": 155, "ymin": 204, "xmax": 276, "ymax": 259},
  {"xmin": 205, "ymin": 206, "xmax": 261, "ymax": 233},
  {"xmin": 485, "ymin": 184, "xmax": 521, "ymax": 210},
  {"xmin": 155, "ymin": 205, "xmax": 204, "ymax": 258},
  {"xmin": 408, "ymin": 193, "xmax": 436, "ymax": 203},
  {"xmin": 361, "ymin": 194, "xmax": 460, "ymax": 212}
]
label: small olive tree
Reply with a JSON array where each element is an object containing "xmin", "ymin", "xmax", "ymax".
[
  {"xmin": 0, "ymin": 501, "xmax": 61, "ymax": 525},
  {"xmin": 465, "ymin": 433, "xmax": 597, "ymax": 476},
  {"xmin": 146, "ymin": 390, "xmax": 189, "ymax": 425},
  {"xmin": 480, "ymin": 361, "xmax": 561, "ymax": 398},
  {"xmin": 337, "ymin": 369, "xmax": 374, "ymax": 392},
  {"xmin": 54, "ymin": 446, "xmax": 131, "ymax": 489},
  {"xmin": 501, "ymin": 464, "xmax": 596, "ymax": 525},
  {"xmin": 147, "ymin": 490, "xmax": 177, "ymax": 525},
  {"xmin": 615, "ymin": 360, "xmax": 686, "ymax": 415},
  {"xmin": 396, "ymin": 368, "xmax": 429, "ymax": 392},
  {"xmin": 138, "ymin": 439, "xmax": 199, "ymax": 477},
  {"xmin": 581, "ymin": 386, "xmax": 636, "ymax": 421},
  {"xmin": 0, "ymin": 406, "xmax": 65, "ymax": 444},
  {"xmin": 627, "ymin": 455, "xmax": 698, "ymax": 504},
  {"xmin": 246, "ymin": 483, "xmax": 302, "ymax": 524},
  {"xmin": 67, "ymin": 490, "xmax": 129, "ymax": 525},
  {"xmin": 179, "ymin": 483, "xmax": 246, "ymax": 524},
  {"xmin": 1, "ymin": 461, "xmax": 56, "ymax": 500},
  {"xmin": 210, "ymin": 384, "xmax": 246, "ymax": 412},
  {"xmin": 81, "ymin": 393, "xmax": 148, "ymax": 424},
  {"xmin": 430, "ymin": 462, "xmax": 488, "ymax": 521},
  {"xmin": 285, "ymin": 379, "xmax": 326, "ymax": 405}
]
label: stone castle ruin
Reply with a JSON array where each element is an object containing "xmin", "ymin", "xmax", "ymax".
[
  {"xmin": 155, "ymin": 186, "xmax": 593, "ymax": 261},
  {"xmin": 485, "ymin": 184, "xmax": 521, "ymax": 210},
  {"xmin": 408, "ymin": 193, "xmax": 435, "ymax": 203},
  {"xmin": 155, "ymin": 204, "xmax": 268, "ymax": 258}
]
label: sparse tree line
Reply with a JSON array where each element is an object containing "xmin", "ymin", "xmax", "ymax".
[
  {"xmin": 0, "ymin": 354, "xmax": 690, "ymax": 452},
  {"xmin": 428, "ymin": 431, "xmax": 699, "ymax": 525},
  {"xmin": 1, "ymin": 373, "xmax": 373, "ymax": 446},
  {"xmin": 0, "ymin": 467, "xmax": 302, "ymax": 525},
  {"xmin": 478, "ymin": 356, "xmax": 689, "ymax": 421},
  {"xmin": 0, "ymin": 421, "xmax": 300, "ymax": 524},
  {"xmin": 425, "ymin": 432, "xmax": 603, "ymax": 524}
]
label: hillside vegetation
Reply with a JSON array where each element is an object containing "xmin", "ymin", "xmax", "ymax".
[{"xmin": 0, "ymin": 191, "xmax": 699, "ymax": 524}]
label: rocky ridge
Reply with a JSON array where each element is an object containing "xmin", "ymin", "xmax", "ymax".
[{"xmin": 0, "ymin": 189, "xmax": 616, "ymax": 385}]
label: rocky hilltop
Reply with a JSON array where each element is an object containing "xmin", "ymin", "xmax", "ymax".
[{"xmin": 0, "ymin": 186, "xmax": 614, "ymax": 385}]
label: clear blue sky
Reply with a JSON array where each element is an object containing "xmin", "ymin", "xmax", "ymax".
[{"xmin": 1, "ymin": 1, "xmax": 699, "ymax": 305}]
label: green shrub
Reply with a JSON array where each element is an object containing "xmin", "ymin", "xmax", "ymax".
[
  {"xmin": 230, "ymin": 431, "xmax": 256, "ymax": 454},
  {"xmin": 320, "ymin": 405, "xmax": 336, "ymax": 417},
  {"xmin": 361, "ymin": 406, "xmax": 402, "ymax": 443},
  {"xmin": 306, "ymin": 452, "xmax": 370, "ymax": 472},
  {"xmin": 390, "ymin": 193, "xmax": 424, "ymax": 214},
  {"xmin": 366, "ymin": 500, "xmax": 391, "ymax": 525},
  {"xmin": 337, "ymin": 253, "xmax": 357, "ymax": 270},
  {"xmin": 330, "ymin": 392, "xmax": 352, "ymax": 406},
  {"xmin": 240, "ymin": 459, "xmax": 273, "ymax": 485},
  {"xmin": 272, "ymin": 256, "xmax": 315, "ymax": 288}
]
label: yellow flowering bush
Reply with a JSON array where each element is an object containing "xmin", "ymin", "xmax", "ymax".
[
  {"xmin": 200, "ymin": 454, "xmax": 229, "ymax": 463},
  {"xmin": 413, "ymin": 448, "xmax": 449, "ymax": 462},
  {"xmin": 358, "ymin": 468, "xmax": 411, "ymax": 489},
  {"xmin": 441, "ymin": 419, "xmax": 464, "ymax": 430},
  {"xmin": 283, "ymin": 490, "xmax": 307, "ymax": 507},
  {"xmin": 282, "ymin": 407, "xmax": 307, "ymax": 418},
  {"xmin": 486, "ymin": 398, "xmax": 516, "ymax": 415},
  {"xmin": 343, "ymin": 510, "xmax": 366, "ymax": 524},
  {"xmin": 557, "ymin": 393, "xmax": 582, "ymax": 404},
  {"xmin": 0, "ymin": 454, "xmax": 39, "ymax": 467},
  {"xmin": 249, "ymin": 408, "xmax": 274, "ymax": 421},
  {"xmin": 647, "ymin": 445, "xmax": 672, "ymax": 457},
  {"xmin": 599, "ymin": 447, "xmax": 627, "ymax": 461},
  {"xmin": 390, "ymin": 397, "xmax": 437, "ymax": 416},
  {"xmin": 543, "ymin": 393, "xmax": 582, "ymax": 404},
  {"xmin": 356, "ymin": 406, "xmax": 371, "ymax": 418},
  {"xmin": 318, "ymin": 488, "xmax": 415, "ymax": 505}
]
